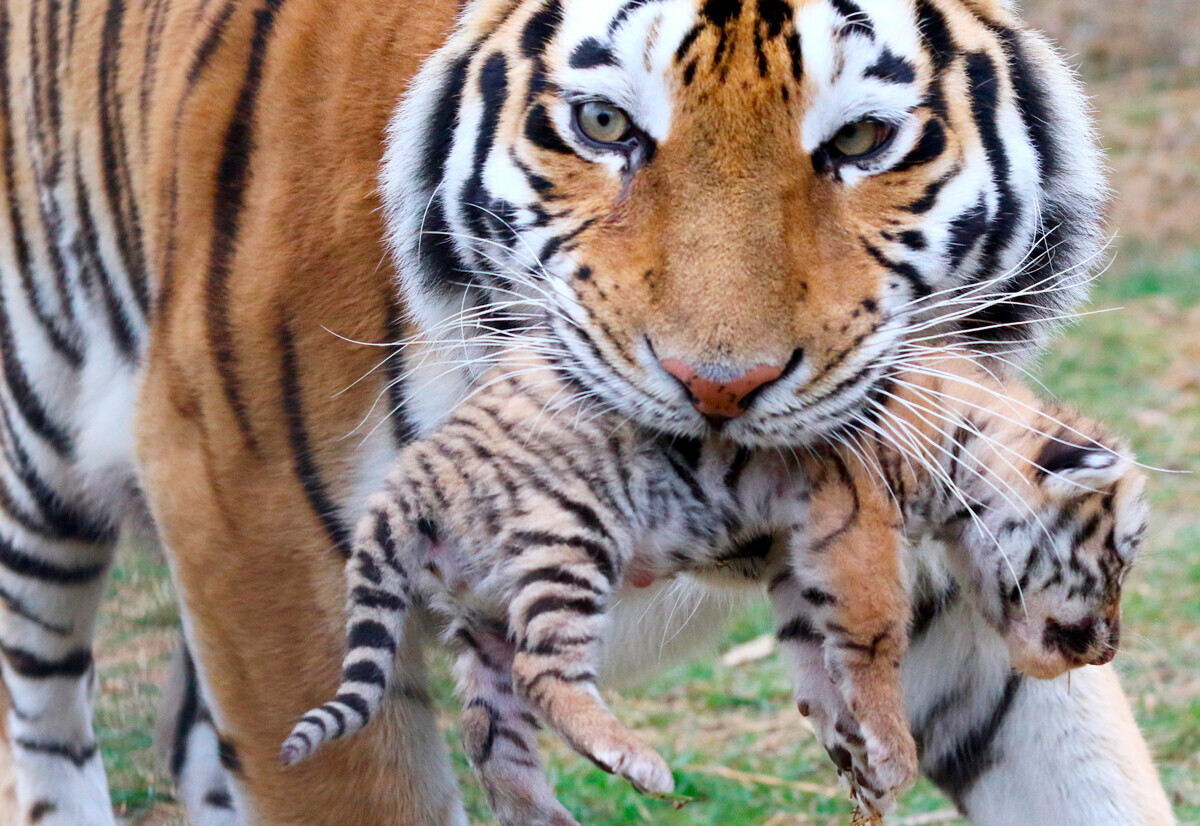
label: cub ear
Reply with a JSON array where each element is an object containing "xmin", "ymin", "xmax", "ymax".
[{"xmin": 1036, "ymin": 439, "xmax": 1130, "ymax": 492}]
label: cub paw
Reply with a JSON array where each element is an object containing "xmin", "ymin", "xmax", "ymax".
[
  {"xmin": 489, "ymin": 793, "xmax": 580, "ymax": 826},
  {"xmin": 587, "ymin": 738, "xmax": 674, "ymax": 795},
  {"xmin": 823, "ymin": 713, "xmax": 916, "ymax": 815}
]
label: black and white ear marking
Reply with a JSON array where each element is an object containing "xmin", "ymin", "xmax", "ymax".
[{"xmin": 1036, "ymin": 440, "xmax": 1128, "ymax": 492}]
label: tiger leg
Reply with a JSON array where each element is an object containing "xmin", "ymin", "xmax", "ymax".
[
  {"xmin": 907, "ymin": 572, "xmax": 1175, "ymax": 825},
  {"xmin": 781, "ymin": 459, "xmax": 917, "ymax": 813},
  {"xmin": 0, "ymin": 521, "xmax": 117, "ymax": 826},
  {"xmin": 506, "ymin": 547, "xmax": 673, "ymax": 796},
  {"xmin": 157, "ymin": 640, "xmax": 241, "ymax": 825},
  {"xmin": 453, "ymin": 622, "xmax": 578, "ymax": 826}
]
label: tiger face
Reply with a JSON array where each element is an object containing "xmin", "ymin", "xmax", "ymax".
[{"xmin": 385, "ymin": 0, "xmax": 1104, "ymax": 447}]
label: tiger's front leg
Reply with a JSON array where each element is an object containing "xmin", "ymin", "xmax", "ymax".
[
  {"xmin": 778, "ymin": 456, "xmax": 917, "ymax": 814},
  {"xmin": 505, "ymin": 544, "xmax": 674, "ymax": 797},
  {"xmin": 451, "ymin": 620, "xmax": 578, "ymax": 826}
]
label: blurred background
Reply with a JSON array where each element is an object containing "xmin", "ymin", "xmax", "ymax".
[{"xmin": 84, "ymin": 0, "xmax": 1200, "ymax": 822}]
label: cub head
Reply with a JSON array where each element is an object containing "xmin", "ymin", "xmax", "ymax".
[
  {"xmin": 961, "ymin": 434, "xmax": 1147, "ymax": 680},
  {"xmin": 386, "ymin": 0, "xmax": 1104, "ymax": 446}
]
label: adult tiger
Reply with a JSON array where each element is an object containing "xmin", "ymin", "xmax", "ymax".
[{"xmin": 0, "ymin": 0, "xmax": 1176, "ymax": 824}]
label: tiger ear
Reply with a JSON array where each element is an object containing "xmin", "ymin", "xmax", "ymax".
[{"xmin": 1036, "ymin": 439, "xmax": 1130, "ymax": 493}]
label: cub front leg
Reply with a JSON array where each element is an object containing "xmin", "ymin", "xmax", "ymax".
[
  {"xmin": 786, "ymin": 456, "xmax": 917, "ymax": 813},
  {"xmin": 505, "ymin": 545, "xmax": 673, "ymax": 797}
]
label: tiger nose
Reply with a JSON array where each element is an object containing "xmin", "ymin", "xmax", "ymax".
[{"xmin": 659, "ymin": 359, "xmax": 785, "ymax": 421}]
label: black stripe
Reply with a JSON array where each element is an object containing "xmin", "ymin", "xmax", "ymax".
[
  {"xmin": 902, "ymin": 165, "xmax": 957, "ymax": 214},
  {"xmin": 609, "ymin": 0, "xmax": 658, "ymax": 33},
  {"xmin": 157, "ymin": 0, "xmax": 239, "ymax": 317},
  {"xmin": 862, "ymin": 238, "xmax": 931, "ymax": 298},
  {"xmin": 461, "ymin": 52, "xmax": 509, "ymax": 244},
  {"xmin": 0, "ymin": 291, "xmax": 74, "ymax": 456},
  {"xmin": 203, "ymin": 789, "xmax": 234, "ymax": 809},
  {"xmin": 0, "ymin": 407, "xmax": 113, "ymax": 543},
  {"xmin": 524, "ymin": 103, "xmax": 572, "ymax": 154},
  {"xmin": 829, "ymin": 0, "xmax": 872, "ymax": 37},
  {"xmin": 277, "ymin": 314, "xmax": 352, "ymax": 558},
  {"xmin": 169, "ymin": 643, "xmax": 200, "ymax": 779},
  {"xmin": 322, "ymin": 703, "xmax": 346, "ymax": 738},
  {"xmin": 910, "ymin": 581, "xmax": 960, "ymax": 640},
  {"xmin": 994, "ymin": 26, "xmax": 1059, "ymax": 185},
  {"xmin": 74, "ymin": 155, "xmax": 138, "ymax": 361},
  {"xmin": 964, "ymin": 50, "xmax": 1019, "ymax": 281},
  {"xmin": 414, "ymin": 51, "xmax": 477, "ymax": 294},
  {"xmin": 914, "ymin": 0, "xmax": 956, "ymax": 73},
  {"xmin": 786, "ymin": 31, "xmax": 803, "ymax": 82},
  {"xmin": 674, "ymin": 23, "xmax": 703, "ymax": 62},
  {"xmin": 509, "ymin": 530, "xmax": 614, "ymax": 583},
  {"xmin": 350, "ymin": 585, "xmax": 406, "ymax": 613},
  {"xmin": 521, "ymin": 0, "xmax": 563, "ymax": 58},
  {"xmin": 522, "ymin": 595, "xmax": 601, "ymax": 627},
  {"xmin": 777, "ymin": 615, "xmax": 821, "ymax": 643},
  {"xmin": 382, "ymin": 291, "xmax": 416, "ymax": 446},
  {"xmin": 0, "ymin": 3, "xmax": 81, "ymax": 365},
  {"xmin": 348, "ymin": 620, "xmax": 395, "ymax": 651},
  {"xmin": 334, "ymin": 692, "xmax": 370, "ymax": 719},
  {"xmin": 29, "ymin": 801, "xmax": 56, "ymax": 822},
  {"xmin": 98, "ymin": 0, "xmax": 151, "ymax": 314},
  {"xmin": 0, "ymin": 582, "xmax": 71, "ymax": 634},
  {"xmin": 217, "ymin": 737, "xmax": 242, "ymax": 774},
  {"xmin": 206, "ymin": 0, "xmax": 287, "ymax": 452},
  {"xmin": 29, "ymin": 0, "xmax": 78, "ymax": 338},
  {"xmin": 356, "ymin": 550, "xmax": 383, "ymax": 585},
  {"xmin": 344, "ymin": 660, "xmax": 387, "ymax": 687},
  {"xmin": 945, "ymin": 196, "xmax": 988, "ymax": 270},
  {"xmin": 865, "ymin": 48, "xmax": 915, "ymax": 84},
  {"xmin": 516, "ymin": 566, "xmax": 603, "ymax": 594},
  {"xmin": 0, "ymin": 643, "xmax": 92, "ymax": 678},
  {"xmin": 0, "ymin": 535, "xmax": 107, "ymax": 585},
  {"xmin": 13, "ymin": 737, "xmax": 97, "ymax": 767},
  {"xmin": 892, "ymin": 118, "xmax": 945, "ymax": 173},
  {"xmin": 570, "ymin": 38, "xmax": 617, "ymax": 69},
  {"xmin": 519, "ymin": 667, "xmax": 595, "ymax": 696},
  {"xmin": 925, "ymin": 672, "xmax": 1021, "ymax": 805},
  {"xmin": 139, "ymin": 0, "xmax": 172, "ymax": 150},
  {"xmin": 801, "ymin": 587, "xmax": 837, "ymax": 607}
]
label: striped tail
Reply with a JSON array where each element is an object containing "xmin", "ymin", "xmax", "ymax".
[{"xmin": 280, "ymin": 502, "xmax": 413, "ymax": 765}]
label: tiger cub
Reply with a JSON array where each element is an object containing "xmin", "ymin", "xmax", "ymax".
[{"xmin": 280, "ymin": 356, "xmax": 1145, "ymax": 823}]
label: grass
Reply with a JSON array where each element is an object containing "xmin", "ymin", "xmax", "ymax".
[{"xmin": 89, "ymin": 248, "xmax": 1200, "ymax": 825}]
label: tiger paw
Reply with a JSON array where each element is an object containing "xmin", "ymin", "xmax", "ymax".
[
  {"xmin": 586, "ymin": 737, "xmax": 674, "ymax": 795},
  {"xmin": 488, "ymin": 791, "xmax": 581, "ymax": 826},
  {"xmin": 823, "ymin": 712, "xmax": 916, "ymax": 815}
]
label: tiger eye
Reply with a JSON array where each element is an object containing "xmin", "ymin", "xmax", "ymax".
[
  {"xmin": 831, "ymin": 118, "xmax": 894, "ymax": 159},
  {"xmin": 576, "ymin": 101, "xmax": 632, "ymax": 145}
]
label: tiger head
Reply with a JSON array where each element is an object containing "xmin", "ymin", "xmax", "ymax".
[{"xmin": 384, "ymin": 0, "xmax": 1105, "ymax": 447}]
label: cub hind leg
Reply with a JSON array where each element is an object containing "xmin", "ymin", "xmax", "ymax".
[
  {"xmin": 452, "ymin": 619, "xmax": 577, "ymax": 826},
  {"xmin": 506, "ymin": 543, "xmax": 673, "ymax": 797}
]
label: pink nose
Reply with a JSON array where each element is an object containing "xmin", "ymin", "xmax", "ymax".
[{"xmin": 660, "ymin": 359, "xmax": 785, "ymax": 421}]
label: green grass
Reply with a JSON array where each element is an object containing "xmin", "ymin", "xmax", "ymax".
[{"xmin": 93, "ymin": 252, "xmax": 1200, "ymax": 824}]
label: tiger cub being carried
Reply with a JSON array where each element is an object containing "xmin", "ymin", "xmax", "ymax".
[{"xmin": 280, "ymin": 354, "xmax": 1146, "ymax": 823}]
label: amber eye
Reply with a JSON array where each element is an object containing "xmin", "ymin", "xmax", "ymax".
[
  {"xmin": 829, "ymin": 118, "xmax": 895, "ymax": 160},
  {"xmin": 574, "ymin": 101, "xmax": 633, "ymax": 146}
]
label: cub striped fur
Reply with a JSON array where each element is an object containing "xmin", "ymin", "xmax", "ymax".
[{"xmin": 283, "ymin": 354, "xmax": 1145, "ymax": 822}]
